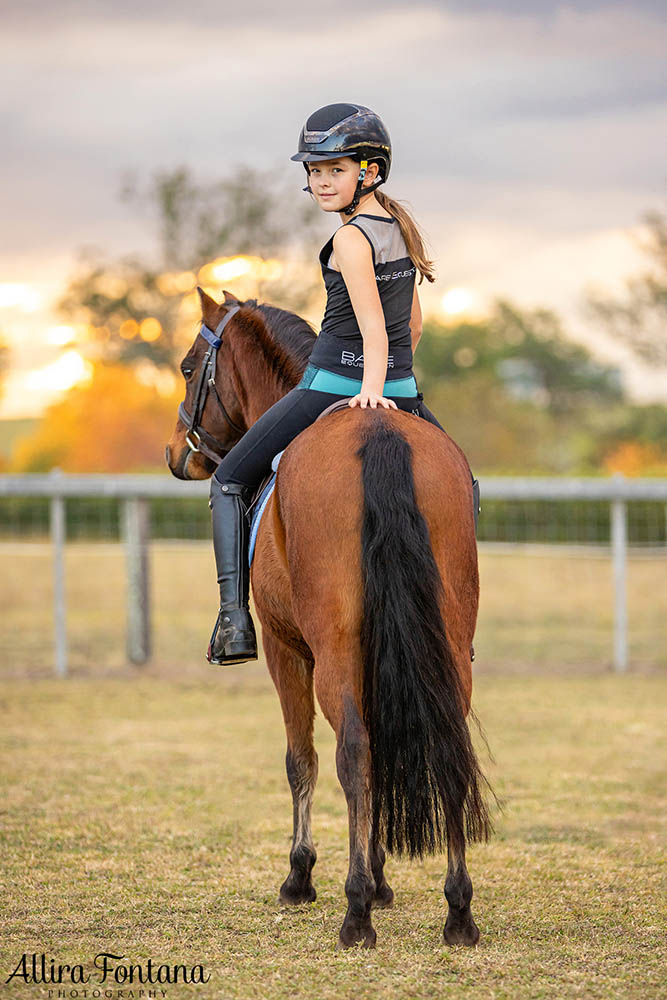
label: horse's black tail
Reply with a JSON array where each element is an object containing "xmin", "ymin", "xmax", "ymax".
[{"xmin": 357, "ymin": 418, "xmax": 491, "ymax": 859}]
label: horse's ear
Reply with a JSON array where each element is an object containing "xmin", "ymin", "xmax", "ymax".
[
  {"xmin": 196, "ymin": 285, "xmax": 222, "ymax": 328},
  {"xmin": 222, "ymin": 289, "xmax": 240, "ymax": 305},
  {"xmin": 196, "ymin": 285, "xmax": 218, "ymax": 310}
]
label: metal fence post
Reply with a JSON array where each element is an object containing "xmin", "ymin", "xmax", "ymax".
[
  {"xmin": 50, "ymin": 469, "xmax": 68, "ymax": 678},
  {"xmin": 611, "ymin": 477, "xmax": 628, "ymax": 673},
  {"xmin": 123, "ymin": 497, "xmax": 151, "ymax": 665}
]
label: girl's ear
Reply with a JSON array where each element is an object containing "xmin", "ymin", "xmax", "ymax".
[{"xmin": 363, "ymin": 161, "xmax": 380, "ymax": 184}]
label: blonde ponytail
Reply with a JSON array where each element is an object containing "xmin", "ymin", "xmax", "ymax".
[{"xmin": 375, "ymin": 190, "xmax": 436, "ymax": 284}]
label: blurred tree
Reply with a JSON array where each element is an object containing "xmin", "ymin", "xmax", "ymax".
[
  {"xmin": 424, "ymin": 370, "xmax": 567, "ymax": 473},
  {"xmin": 587, "ymin": 207, "xmax": 667, "ymax": 367},
  {"xmin": 580, "ymin": 401, "xmax": 667, "ymax": 471},
  {"xmin": 603, "ymin": 441, "xmax": 667, "ymax": 476},
  {"xmin": 423, "ymin": 369, "xmax": 667, "ymax": 475},
  {"xmin": 415, "ymin": 299, "xmax": 623, "ymax": 415},
  {"xmin": 411, "ymin": 299, "xmax": 667, "ymax": 474},
  {"xmin": 122, "ymin": 165, "xmax": 324, "ymax": 271},
  {"xmin": 11, "ymin": 364, "xmax": 180, "ymax": 473},
  {"xmin": 58, "ymin": 256, "xmax": 185, "ymax": 370},
  {"xmin": 59, "ymin": 165, "xmax": 326, "ymax": 372}
]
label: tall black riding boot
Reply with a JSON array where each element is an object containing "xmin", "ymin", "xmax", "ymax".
[{"xmin": 206, "ymin": 479, "xmax": 258, "ymax": 665}]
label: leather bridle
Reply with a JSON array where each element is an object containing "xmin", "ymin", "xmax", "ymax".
[{"xmin": 177, "ymin": 306, "xmax": 245, "ymax": 464}]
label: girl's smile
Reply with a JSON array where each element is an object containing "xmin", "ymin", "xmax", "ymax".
[{"xmin": 308, "ymin": 157, "xmax": 380, "ymax": 217}]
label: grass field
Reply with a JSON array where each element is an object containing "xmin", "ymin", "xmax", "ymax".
[
  {"xmin": 0, "ymin": 543, "xmax": 665, "ymax": 998},
  {"xmin": 0, "ymin": 670, "xmax": 664, "ymax": 1000}
]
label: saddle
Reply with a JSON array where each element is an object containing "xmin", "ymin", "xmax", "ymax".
[
  {"xmin": 316, "ymin": 398, "xmax": 356, "ymax": 419},
  {"xmin": 246, "ymin": 398, "xmax": 355, "ymax": 565}
]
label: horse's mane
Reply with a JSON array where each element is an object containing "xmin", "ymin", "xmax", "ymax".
[{"xmin": 239, "ymin": 298, "xmax": 317, "ymax": 389}]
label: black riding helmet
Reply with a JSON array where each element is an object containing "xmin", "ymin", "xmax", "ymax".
[{"xmin": 290, "ymin": 103, "xmax": 392, "ymax": 216}]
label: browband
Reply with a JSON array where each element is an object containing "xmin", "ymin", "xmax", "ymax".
[{"xmin": 199, "ymin": 305, "xmax": 241, "ymax": 348}]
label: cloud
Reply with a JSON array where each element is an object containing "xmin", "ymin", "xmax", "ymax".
[
  {"xmin": 1, "ymin": 0, "xmax": 666, "ymax": 363},
  {"xmin": 4, "ymin": 0, "xmax": 667, "ymax": 30}
]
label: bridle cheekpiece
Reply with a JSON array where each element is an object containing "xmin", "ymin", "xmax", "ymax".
[{"xmin": 177, "ymin": 305, "xmax": 245, "ymax": 464}]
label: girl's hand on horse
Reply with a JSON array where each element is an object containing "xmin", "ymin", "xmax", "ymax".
[{"xmin": 348, "ymin": 391, "xmax": 398, "ymax": 410}]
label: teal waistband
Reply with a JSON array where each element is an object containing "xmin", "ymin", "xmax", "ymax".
[{"xmin": 297, "ymin": 364, "xmax": 418, "ymax": 398}]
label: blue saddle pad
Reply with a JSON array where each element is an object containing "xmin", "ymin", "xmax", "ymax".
[{"xmin": 248, "ymin": 450, "xmax": 284, "ymax": 566}]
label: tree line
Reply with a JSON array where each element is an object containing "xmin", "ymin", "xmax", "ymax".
[{"xmin": 4, "ymin": 168, "xmax": 667, "ymax": 476}]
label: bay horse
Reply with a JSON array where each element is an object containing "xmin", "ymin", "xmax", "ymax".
[{"xmin": 166, "ymin": 288, "xmax": 491, "ymax": 949}]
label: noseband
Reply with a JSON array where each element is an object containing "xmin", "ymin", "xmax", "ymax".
[{"xmin": 177, "ymin": 306, "xmax": 245, "ymax": 465}]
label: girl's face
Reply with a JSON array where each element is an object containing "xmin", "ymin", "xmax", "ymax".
[{"xmin": 307, "ymin": 157, "xmax": 378, "ymax": 214}]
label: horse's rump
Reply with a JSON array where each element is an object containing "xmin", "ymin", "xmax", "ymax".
[
  {"xmin": 261, "ymin": 409, "xmax": 489, "ymax": 856},
  {"xmin": 267, "ymin": 411, "xmax": 475, "ymax": 643}
]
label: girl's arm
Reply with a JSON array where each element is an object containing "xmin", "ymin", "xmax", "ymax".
[
  {"xmin": 410, "ymin": 283, "xmax": 422, "ymax": 352},
  {"xmin": 332, "ymin": 225, "xmax": 398, "ymax": 410}
]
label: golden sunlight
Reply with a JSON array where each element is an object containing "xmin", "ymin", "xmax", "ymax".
[
  {"xmin": 25, "ymin": 350, "xmax": 93, "ymax": 393},
  {"xmin": 441, "ymin": 287, "xmax": 475, "ymax": 316},
  {"xmin": 156, "ymin": 271, "xmax": 197, "ymax": 296},
  {"xmin": 200, "ymin": 256, "xmax": 253, "ymax": 284},
  {"xmin": 197, "ymin": 255, "xmax": 284, "ymax": 286},
  {"xmin": 45, "ymin": 325, "xmax": 77, "ymax": 346},
  {"xmin": 139, "ymin": 317, "xmax": 162, "ymax": 342},
  {"xmin": 119, "ymin": 319, "xmax": 139, "ymax": 340},
  {"xmin": 0, "ymin": 282, "xmax": 42, "ymax": 312}
]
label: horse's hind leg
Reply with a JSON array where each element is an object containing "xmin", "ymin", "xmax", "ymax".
[
  {"xmin": 263, "ymin": 631, "xmax": 318, "ymax": 905},
  {"xmin": 333, "ymin": 692, "xmax": 377, "ymax": 949},
  {"xmin": 370, "ymin": 836, "xmax": 394, "ymax": 909},
  {"xmin": 443, "ymin": 817, "xmax": 479, "ymax": 946}
]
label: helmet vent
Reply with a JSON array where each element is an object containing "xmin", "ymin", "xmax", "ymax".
[{"xmin": 306, "ymin": 103, "xmax": 359, "ymax": 133}]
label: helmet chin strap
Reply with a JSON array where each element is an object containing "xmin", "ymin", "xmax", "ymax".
[{"xmin": 341, "ymin": 160, "xmax": 385, "ymax": 216}]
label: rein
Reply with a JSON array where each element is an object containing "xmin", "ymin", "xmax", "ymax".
[{"xmin": 178, "ymin": 306, "xmax": 245, "ymax": 464}]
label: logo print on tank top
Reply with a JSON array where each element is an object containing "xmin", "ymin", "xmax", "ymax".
[{"xmin": 341, "ymin": 351, "xmax": 395, "ymax": 369}]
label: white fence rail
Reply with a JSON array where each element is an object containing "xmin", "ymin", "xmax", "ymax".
[{"xmin": 1, "ymin": 472, "xmax": 666, "ymax": 677}]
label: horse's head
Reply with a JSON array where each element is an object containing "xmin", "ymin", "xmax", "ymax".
[{"xmin": 165, "ymin": 287, "xmax": 247, "ymax": 480}]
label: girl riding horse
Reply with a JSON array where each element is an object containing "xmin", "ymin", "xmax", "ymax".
[
  {"xmin": 206, "ymin": 102, "xmax": 475, "ymax": 666},
  {"xmin": 169, "ymin": 104, "xmax": 490, "ymax": 948}
]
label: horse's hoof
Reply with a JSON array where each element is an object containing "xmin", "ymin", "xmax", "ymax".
[
  {"xmin": 371, "ymin": 883, "xmax": 394, "ymax": 909},
  {"xmin": 279, "ymin": 880, "xmax": 316, "ymax": 905},
  {"xmin": 336, "ymin": 926, "xmax": 377, "ymax": 950},
  {"xmin": 443, "ymin": 916, "xmax": 480, "ymax": 947}
]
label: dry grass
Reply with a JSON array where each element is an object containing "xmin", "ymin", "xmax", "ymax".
[
  {"xmin": 0, "ymin": 669, "xmax": 665, "ymax": 1000},
  {"xmin": 0, "ymin": 542, "xmax": 664, "ymax": 997}
]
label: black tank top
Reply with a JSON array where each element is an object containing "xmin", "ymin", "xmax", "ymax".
[{"xmin": 308, "ymin": 213, "xmax": 416, "ymax": 381}]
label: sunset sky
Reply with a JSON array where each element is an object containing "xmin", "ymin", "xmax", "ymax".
[{"xmin": 2, "ymin": 0, "xmax": 666, "ymax": 416}]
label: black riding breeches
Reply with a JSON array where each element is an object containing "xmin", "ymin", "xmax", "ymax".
[{"xmin": 214, "ymin": 386, "xmax": 442, "ymax": 490}]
